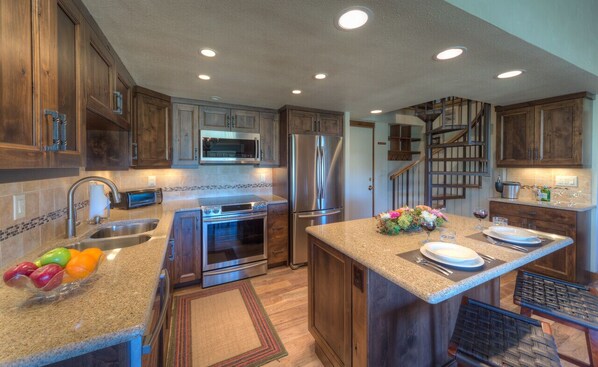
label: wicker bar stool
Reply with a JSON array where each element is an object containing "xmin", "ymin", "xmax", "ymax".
[
  {"xmin": 513, "ymin": 270, "xmax": 598, "ymax": 367},
  {"xmin": 448, "ymin": 297, "xmax": 562, "ymax": 367}
]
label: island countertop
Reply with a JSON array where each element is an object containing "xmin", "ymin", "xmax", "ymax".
[
  {"xmin": 0, "ymin": 195, "xmax": 286, "ymax": 367},
  {"xmin": 305, "ymin": 214, "xmax": 572, "ymax": 304}
]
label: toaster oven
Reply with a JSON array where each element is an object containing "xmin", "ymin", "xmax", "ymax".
[{"xmin": 110, "ymin": 188, "xmax": 163, "ymax": 209}]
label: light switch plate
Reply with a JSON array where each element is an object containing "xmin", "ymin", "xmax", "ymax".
[
  {"xmin": 555, "ymin": 175, "xmax": 578, "ymax": 187},
  {"xmin": 148, "ymin": 176, "xmax": 156, "ymax": 187},
  {"xmin": 13, "ymin": 194, "xmax": 25, "ymax": 220}
]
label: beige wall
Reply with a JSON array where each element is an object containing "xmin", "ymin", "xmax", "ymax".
[
  {"xmin": 0, "ymin": 166, "xmax": 272, "ymax": 269},
  {"xmin": 504, "ymin": 168, "xmax": 592, "ymax": 205}
]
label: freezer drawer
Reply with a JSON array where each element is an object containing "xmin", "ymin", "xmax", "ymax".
[{"xmin": 291, "ymin": 208, "xmax": 343, "ymax": 267}]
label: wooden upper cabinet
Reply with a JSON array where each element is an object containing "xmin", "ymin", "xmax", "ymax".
[
  {"xmin": 535, "ymin": 99, "xmax": 583, "ymax": 166},
  {"xmin": 496, "ymin": 107, "xmax": 534, "ymax": 167},
  {"xmin": 172, "ymin": 103, "xmax": 199, "ymax": 167},
  {"xmin": 133, "ymin": 87, "xmax": 172, "ymax": 168},
  {"xmin": 259, "ymin": 112, "xmax": 279, "ymax": 166},
  {"xmin": 288, "ymin": 108, "xmax": 343, "ymax": 136},
  {"xmin": 114, "ymin": 65, "xmax": 134, "ymax": 128},
  {"xmin": 495, "ymin": 93, "xmax": 593, "ymax": 168},
  {"xmin": 199, "ymin": 106, "xmax": 260, "ymax": 133},
  {"xmin": 86, "ymin": 26, "xmax": 115, "ymax": 119},
  {"xmin": 0, "ymin": 0, "xmax": 42, "ymax": 168}
]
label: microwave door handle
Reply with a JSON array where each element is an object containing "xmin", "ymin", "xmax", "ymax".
[{"xmin": 255, "ymin": 138, "xmax": 260, "ymax": 161}]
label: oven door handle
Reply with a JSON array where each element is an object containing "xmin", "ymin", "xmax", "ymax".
[
  {"xmin": 142, "ymin": 269, "xmax": 170, "ymax": 355},
  {"xmin": 203, "ymin": 211, "xmax": 267, "ymax": 223},
  {"xmin": 298, "ymin": 209, "xmax": 342, "ymax": 219},
  {"xmin": 204, "ymin": 260, "xmax": 267, "ymax": 275}
]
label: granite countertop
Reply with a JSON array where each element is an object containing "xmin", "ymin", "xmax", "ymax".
[
  {"xmin": 0, "ymin": 194, "xmax": 286, "ymax": 367},
  {"xmin": 305, "ymin": 215, "xmax": 572, "ymax": 304},
  {"xmin": 489, "ymin": 197, "xmax": 595, "ymax": 212}
]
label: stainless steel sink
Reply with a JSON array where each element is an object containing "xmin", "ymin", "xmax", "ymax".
[
  {"xmin": 89, "ymin": 219, "xmax": 159, "ymax": 239},
  {"xmin": 68, "ymin": 234, "xmax": 152, "ymax": 251}
]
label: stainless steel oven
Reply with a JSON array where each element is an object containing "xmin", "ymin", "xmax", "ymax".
[
  {"xmin": 200, "ymin": 130, "xmax": 260, "ymax": 164},
  {"xmin": 200, "ymin": 195, "xmax": 268, "ymax": 287}
]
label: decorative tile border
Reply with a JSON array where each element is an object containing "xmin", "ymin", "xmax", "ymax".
[
  {"xmin": 0, "ymin": 201, "xmax": 88, "ymax": 242},
  {"xmin": 162, "ymin": 183, "xmax": 272, "ymax": 192}
]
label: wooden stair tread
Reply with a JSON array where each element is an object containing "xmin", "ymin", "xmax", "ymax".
[{"xmin": 388, "ymin": 150, "xmax": 421, "ymax": 154}]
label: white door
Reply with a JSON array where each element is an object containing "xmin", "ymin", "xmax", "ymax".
[{"xmin": 347, "ymin": 123, "xmax": 374, "ymax": 220}]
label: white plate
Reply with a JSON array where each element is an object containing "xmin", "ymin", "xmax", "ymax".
[
  {"xmin": 422, "ymin": 242, "xmax": 479, "ymax": 263},
  {"xmin": 489, "ymin": 226, "xmax": 537, "ymax": 240},
  {"xmin": 420, "ymin": 247, "xmax": 484, "ymax": 269},
  {"xmin": 482, "ymin": 229, "xmax": 542, "ymax": 245}
]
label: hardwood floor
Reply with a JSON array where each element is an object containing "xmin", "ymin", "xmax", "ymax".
[{"xmin": 174, "ymin": 267, "xmax": 590, "ymax": 366}]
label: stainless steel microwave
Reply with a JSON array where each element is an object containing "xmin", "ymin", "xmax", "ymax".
[{"xmin": 200, "ymin": 130, "xmax": 261, "ymax": 164}]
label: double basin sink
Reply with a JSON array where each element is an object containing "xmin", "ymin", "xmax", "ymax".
[{"xmin": 66, "ymin": 219, "xmax": 159, "ymax": 251}]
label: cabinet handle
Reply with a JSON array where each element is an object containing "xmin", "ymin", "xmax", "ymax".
[
  {"xmin": 43, "ymin": 110, "xmax": 67, "ymax": 152},
  {"xmin": 312, "ymin": 120, "xmax": 316, "ymax": 132},
  {"xmin": 272, "ymin": 249, "xmax": 285, "ymax": 254},
  {"xmin": 232, "ymin": 115, "xmax": 236, "ymax": 128},
  {"xmin": 226, "ymin": 115, "xmax": 231, "ymax": 128},
  {"xmin": 527, "ymin": 147, "xmax": 532, "ymax": 160},
  {"xmin": 539, "ymin": 110, "xmax": 544, "ymax": 161},
  {"xmin": 131, "ymin": 142, "xmax": 138, "ymax": 160},
  {"xmin": 113, "ymin": 91, "xmax": 123, "ymax": 115},
  {"xmin": 317, "ymin": 120, "xmax": 321, "ymax": 132},
  {"xmin": 168, "ymin": 239, "xmax": 175, "ymax": 261}
]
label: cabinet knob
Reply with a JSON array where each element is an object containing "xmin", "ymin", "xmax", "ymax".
[{"xmin": 168, "ymin": 239, "xmax": 175, "ymax": 261}]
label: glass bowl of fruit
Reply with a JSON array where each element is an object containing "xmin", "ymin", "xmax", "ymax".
[{"xmin": 2, "ymin": 247, "xmax": 103, "ymax": 300}]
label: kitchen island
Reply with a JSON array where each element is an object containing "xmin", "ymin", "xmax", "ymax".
[{"xmin": 305, "ymin": 215, "xmax": 573, "ymax": 366}]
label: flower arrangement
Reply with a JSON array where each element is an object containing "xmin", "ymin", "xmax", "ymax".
[{"xmin": 376, "ymin": 205, "xmax": 448, "ymax": 235}]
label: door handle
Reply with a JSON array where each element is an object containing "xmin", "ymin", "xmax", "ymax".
[
  {"xmin": 298, "ymin": 209, "xmax": 342, "ymax": 219},
  {"xmin": 368, "ymin": 185, "xmax": 374, "ymax": 191}
]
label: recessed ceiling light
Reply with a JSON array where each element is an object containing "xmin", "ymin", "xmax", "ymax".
[
  {"xmin": 434, "ymin": 47, "xmax": 467, "ymax": 61},
  {"xmin": 200, "ymin": 48, "xmax": 216, "ymax": 57},
  {"xmin": 198, "ymin": 74, "xmax": 211, "ymax": 80},
  {"xmin": 496, "ymin": 70, "xmax": 525, "ymax": 79},
  {"xmin": 371, "ymin": 109, "xmax": 382, "ymax": 114},
  {"xmin": 292, "ymin": 89, "xmax": 302, "ymax": 94},
  {"xmin": 314, "ymin": 73, "xmax": 327, "ymax": 80},
  {"xmin": 211, "ymin": 96, "xmax": 222, "ymax": 101},
  {"xmin": 335, "ymin": 7, "xmax": 372, "ymax": 30}
]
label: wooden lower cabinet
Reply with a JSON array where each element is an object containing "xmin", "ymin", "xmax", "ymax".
[
  {"xmin": 308, "ymin": 235, "xmax": 499, "ymax": 367},
  {"xmin": 170, "ymin": 210, "xmax": 202, "ymax": 286},
  {"xmin": 489, "ymin": 201, "xmax": 591, "ymax": 282},
  {"xmin": 267, "ymin": 203, "xmax": 288, "ymax": 267}
]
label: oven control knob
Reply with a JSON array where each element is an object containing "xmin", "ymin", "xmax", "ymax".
[
  {"xmin": 204, "ymin": 208, "xmax": 212, "ymax": 215},
  {"xmin": 214, "ymin": 208, "xmax": 221, "ymax": 215}
]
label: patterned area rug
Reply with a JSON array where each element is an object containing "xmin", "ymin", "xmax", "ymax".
[{"xmin": 167, "ymin": 280, "xmax": 287, "ymax": 367}]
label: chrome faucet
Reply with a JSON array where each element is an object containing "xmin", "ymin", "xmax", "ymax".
[{"xmin": 66, "ymin": 176, "xmax": 121, "ymax": 238}]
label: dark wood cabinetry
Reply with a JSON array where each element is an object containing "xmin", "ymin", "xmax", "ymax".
[
  {"xmin": 132, "ymin": 87, "xmax": 172, "ymax": 168},
  {"xmin": 489, "ymin": 201, "xmax": 591, "ymax": 282},
  {"xmin": 285, "ymin": 107, "xmax": 343, "ymax": 136},
  {"xmin": 199, "ymin": 106, "xmax": 260, "ymax": 133},
  {"xmin": 496, "ymin": 93, "xmax": 593, "ymax": 168},
  {"xmin": 387, "ymin": 124, "xmax": 421, "ymax": 161},
  {"xmin": 267, "ymin": 203, "xmax": 288, "ymax": 267},
  {"xmin": 172, "ymin": 103, "xmax": 200, "ymax": 167},
  {"xmin": 170, "ymin": 210, "xmax": 202, "ymax": 286},
  {"xmin": 259, "ymin": 112, "xmax": 280, "ymax": 166},
  {"xmin": 0, "ymin": 0, "xmax": 85, "ymax": 169}
]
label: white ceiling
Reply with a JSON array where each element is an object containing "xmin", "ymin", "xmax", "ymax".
[{"xmin": 82, "ymin": 0, "xmax": 598, "ymax": 120}]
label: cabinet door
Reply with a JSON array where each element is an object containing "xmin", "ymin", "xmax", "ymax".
[
  {"xmin": 318, "ymin": 113, "xmax": 343, "ymax": 136},
  {"xmin": 86, "ymin": 26, "xmax": 115, "ymax": 119},
  {"xmin": 0, "ymin": 0, "xmax": 44, "ymax": 168},
  {"xmin": 496, "ymin": 107, "xmax": 534, "ymax": 167},
  {"xmin": 289, "ymin": 110, "xmax": 317, "ymax": 134},
  {"xmin": 40, "ymin": 0, "xmax": 85, "ymax": 167},
  {"xmin": 135, "ymin": 94, "xmax": 171, "ymax": 168},
  {"xmin": 267, "ymin": 203, "xmax": 288, "ymax": 267},
  {"xmin": 524, "ymin": 219, "xmax": 576, "ymax": 281},
  {"xmin": 535, "ymin": 99, "xmax": 583, "ymax": 166},
  {"xmin": 259, "ymin": 112, "xmax": 279, "ymax": 166},
  {"xmin": 199, "ymin": 106, "xmax": 229, "ymax": 131},
  {"xmin": 172, "ymin": 210, "xmax": 202, "ymax": 285},
  {"xmin": 231, "ymin": 109, "xmax": 260, "ymax": 133},
  {"xmin": 114, "ymin": 66, "xmax": 133, "ymax": 128},
  {"xmin": 172, "ymin": 103, "xmax": 199, "ymax": 167}
]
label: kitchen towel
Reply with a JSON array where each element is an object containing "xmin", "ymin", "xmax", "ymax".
[{"xmin": 88, "ymin": 183, "xmax": 109, "ymax": 220}]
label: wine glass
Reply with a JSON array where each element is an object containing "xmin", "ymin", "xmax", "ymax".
[
  {"xmin": 421, "ymin": 220, "xmax": 436, "ymax": 244},
  {"xmin": 473, "ymin": 208, "xmax": 488, "ymax": 230}
]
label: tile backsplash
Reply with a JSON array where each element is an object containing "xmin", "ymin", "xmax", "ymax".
[
  {"xmin": 505, "ymin": 168, "xmax": 592, "ymax": 204},
  {"xmin": 0, "ymin": 166, "xmax": 272, "ymax": 268}
]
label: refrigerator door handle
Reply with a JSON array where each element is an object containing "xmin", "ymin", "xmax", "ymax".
[
  {"xmin": 319, "ymin": 145, "xmax": 325, "ymax": 203},
  {"xmin": 316, "ymin": 138, "xmax": 322, "ymax": 207},
  {"xmin": 297, "ymin": 209, "xmax": 342, "ymax": 219}
]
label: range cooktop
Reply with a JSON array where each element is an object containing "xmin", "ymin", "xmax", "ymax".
[{"xmin": 197, "ymin": 195, "xmax": 266, "ymax": 207}]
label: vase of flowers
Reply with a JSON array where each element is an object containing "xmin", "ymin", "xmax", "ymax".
[{"xmin": 376, "ymin": 205, "xmax": 447, "ymax": 235}]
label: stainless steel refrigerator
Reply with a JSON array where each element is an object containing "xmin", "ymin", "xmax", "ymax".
[{"xmin": 290, "ymin": 134, "xmax": 344, "ymax": 268}]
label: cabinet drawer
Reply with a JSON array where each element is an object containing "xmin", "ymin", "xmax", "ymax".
[{"xmin": 489, "ymin": 202, "xmax": 576, "ymax": 223}]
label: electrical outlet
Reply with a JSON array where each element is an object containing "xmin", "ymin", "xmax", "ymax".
[
  {"xmin": 148, "ymin": 176, "xmax": 156, "ymax": 187},
  {"xmin": 555, "ymin": 175, "xmax": 578, "ymax": 187},
  {"xmin": 259, "ymin": 173, "xmax": 266, "ymax": 183},
  {"xmin": 13, "ymin": 194, "xmax": 25, "ymax": 220}
]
